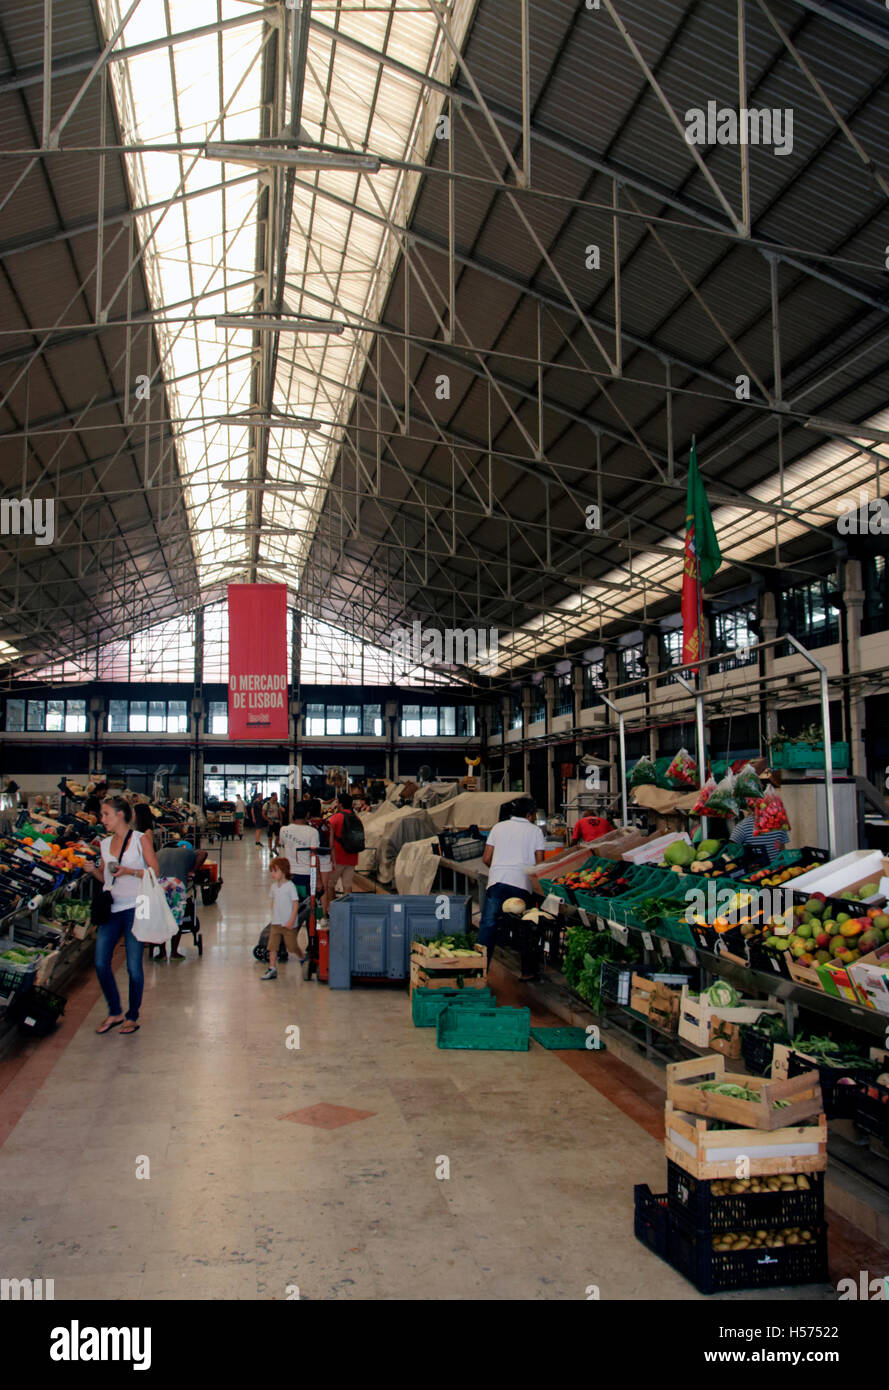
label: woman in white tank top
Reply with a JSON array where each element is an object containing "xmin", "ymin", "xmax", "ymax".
[{"xmin": 88, "ymin": 795, "xmax": 161, "ymax": 1035}]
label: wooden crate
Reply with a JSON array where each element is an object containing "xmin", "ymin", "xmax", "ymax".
[
  {"xmin": 409, "ymin": 950, "xmax": 488, "ymax": 997},
  {"xmin": 666, "ymin": 1055, "xmax": 823, "ymax": 1131},
  {"xmin": 664, "ymin": 1101, "xmax": 828, "ymax": 1180},
  {"xmin": 787, "ymin": 958, "xmax": 823, "ymax": 991},
  {"xmin": 411, "ymin": 942, "xmax": 487, "ymax": 964},
  {"xmin": 630, "ymin": 973, "xmax": 682, "ymax": 1023},
  {"xmin": 708, "ymin": 1020, "xmax": 742, "ymax": 1059},
  {"xmin": 677, "ymin": 986, "xmax": 783, "ymax": 1051}
]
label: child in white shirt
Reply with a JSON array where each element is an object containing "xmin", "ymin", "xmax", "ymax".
[{"xmin": 261, "ymin": 857, "xmax": 307, "ymax": 980}]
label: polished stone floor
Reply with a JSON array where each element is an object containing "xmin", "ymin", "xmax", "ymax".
[{"xmin": 0, "ymin": 837, "xmax": 853, "ymax": 1300}]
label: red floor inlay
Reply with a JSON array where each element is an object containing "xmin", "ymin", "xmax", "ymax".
[{"xmin": 278, "ymin": 1103, "xmax": 376, "ymax": 1129}]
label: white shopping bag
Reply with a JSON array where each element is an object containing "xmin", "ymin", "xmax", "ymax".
[{"xmin": 132, "ymin": 868, "xmax": 178, "ymax": 944}]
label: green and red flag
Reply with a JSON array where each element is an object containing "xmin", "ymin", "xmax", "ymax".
[{"xmin": 681, "ymin": 442, "xmax": 722, "ymax": 666}]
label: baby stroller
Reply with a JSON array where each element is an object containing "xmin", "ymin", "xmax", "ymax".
[
  {"xmin": 179, "ymin": 887, "xmax": 203, "ymax": 956},
  {"xmin": 252, "ymin": 893, "xmax": 312, "ymax": 963}
]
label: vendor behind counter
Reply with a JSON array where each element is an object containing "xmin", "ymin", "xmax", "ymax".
[{"xmin": 729, "ymin": 811, "xmax": 789, "ymax": 863}]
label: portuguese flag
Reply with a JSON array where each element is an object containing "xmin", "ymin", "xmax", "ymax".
[{"xmin": 681, "ymin": 442, "xmax": 721, "ymax": 667}]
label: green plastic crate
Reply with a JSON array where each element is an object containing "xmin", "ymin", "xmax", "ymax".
[
  {"xmin": 412, "ymin": 985, "xmax": 494, "ymax": 1028},
  {"xmin": 437, "ymin": 1004, "xmax": 531, "ymax": 1051},
  {"xmin": 657, "ymin": 915, "xmax": 698, "ymax": 947},
  {"xmin": 771, "ymin": 742, "xmax": 850, "ymax": 770},
  {"xmin": 530, "ymin": 1026, "xmax": 604, "ymax": 1051},
  {"xmin": 539, "ymin": 878, "xmax": 575, "ymax": 905}
]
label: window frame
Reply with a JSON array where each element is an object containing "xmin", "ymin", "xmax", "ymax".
[{"xmin": 5, "ymin": 698, "xmax": 25, "ymax": 732}]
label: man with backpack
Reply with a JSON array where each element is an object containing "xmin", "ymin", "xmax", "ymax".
[
  {"xmin": 325, "ymin": 792, "xmax": 364, "ymax": 909},
  {"xmin": 262, "ymin": 792, "xmax": 282, "ymax": 853}
]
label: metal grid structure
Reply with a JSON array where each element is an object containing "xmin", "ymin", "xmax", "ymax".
[{"xmin": 0, "ymin": 0, "xmax": 887, "ymax": 684}]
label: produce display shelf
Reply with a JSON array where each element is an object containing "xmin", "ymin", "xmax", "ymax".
[{"xmin": 697, "ymin": 950, "xmax": 887, "ymax": 1039}]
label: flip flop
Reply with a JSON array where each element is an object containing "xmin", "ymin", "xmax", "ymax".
[
  {"xmin": 120, "ymin": 1023, "xmax": 140, "ymax": 1035},
  {"xmin": 96, "ymin": 1018, "xmax": 124, "ymax": 1034}
]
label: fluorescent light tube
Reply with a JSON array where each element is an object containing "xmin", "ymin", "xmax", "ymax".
[
  {"xmin": 215, "ymin": 316, "xmax": 344, "ymax": 335},
  {"xmin": 804, "ymin": 418, "xmax": 889, "ymax": 445},
  {"xmin": 204, "ymin": 143, "xmax": 380, "ymax": 173}
]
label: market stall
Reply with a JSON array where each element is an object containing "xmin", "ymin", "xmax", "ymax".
[
  {"xmin": 539, "ymin": 825, "xmax": 889, "ymax": 1192},
  {"xmin": 0, "ymin": 816, "xmax": 100, "ymax": 1042}
]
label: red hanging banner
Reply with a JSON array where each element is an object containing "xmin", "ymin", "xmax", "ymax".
[{"xmin": 227, "ymin": 584, "xmax": 289, "ymax": 740}]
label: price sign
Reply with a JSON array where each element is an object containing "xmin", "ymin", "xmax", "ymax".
[
  {"xmin": 610, "ymin": 924, "xmax": 629, "ymax": 946},
  {"xmin": 577, "ymin": 909, "xmax": 591, "ymax": 928},
  {"xmin": 596, "ymin": 917, "xmax": 607, "ymax": 932},
  {"xmin": 642, "ymin": 931, "xmax": 654, "ymax": 951},
  {"xmin": 658, "ymin": 938, "xmax": 673, "ymax": 959},
  {"xmin": 683, "ymin": 945, "xmax": 698, "ymax": 966},
  {"xmin": 770, "ymin": 956, "xmax": 783, "ymax": 974}
]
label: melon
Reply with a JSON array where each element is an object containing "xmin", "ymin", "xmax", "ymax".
[
  {"xmin": 664, "ymin": 840, "xmax": 695, "ymax": 867},
  {"xmin": 698, "ymin": 839, "xmax": 722, "ymax": 858}
]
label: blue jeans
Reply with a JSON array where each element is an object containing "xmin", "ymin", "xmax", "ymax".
[
  {"xmin": 478, "ymin": 883, "xmax": 535, "ymax": 971},
  {"xmin": 94, "ymin": 907, "xmax": 143, "ymax": 1021}
]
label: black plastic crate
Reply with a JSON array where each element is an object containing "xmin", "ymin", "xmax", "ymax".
[
  {"xmin": 668, "ymin": 1211, "xmax": 828, "ymax": 1293},
  {"xmin": 786, "ymin": 1052, "xmax": 878, "ymax": 1121},
  {"xmin": 747, "ymin": 935, "xmax": 793, "ymax": 979},
  {"xmin": 7, "ymin": 985, "xmax": 66, "ymax": 1036},
  {"xmin": 853, "ymin": 1076, "xmax": 889, "ymax": 1147},
  {"xmin": 438, "ymin": 827, "xmax": 484, "ymax": 858},
  {"xmin": 740, "ymin": 1019, "xmax": 790, "ymax": 1077},
  {"xmin": 667, "ymin": 1160, "xmax": 824, "ymax": 1233},
  {"xmin": 448, "ymin": 838, "xmax": 486, "ymax": 863},
  {"xmin": 633, "ymin": 1185, "xmax": 669, "ymax": 1260},
  {"xmin": 600, "ymin": 960, "xmax": 634, "ymax": 1006}
]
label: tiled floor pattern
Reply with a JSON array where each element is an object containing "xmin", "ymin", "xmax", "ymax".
[{"xmin": 1, "ymin": 837, "xmax": 885, "ymax": 1300}]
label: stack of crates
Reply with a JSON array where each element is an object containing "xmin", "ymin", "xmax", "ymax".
[
  {"xmin": 634, "ymin": 1057, "xmax": 829, "ymax": 1294},
  {"xmin": 409, "ymin": 980, "xmax": 530, "ymax": 1051}
]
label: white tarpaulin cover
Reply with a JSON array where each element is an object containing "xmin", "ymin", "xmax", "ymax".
[
  {"xmin": 394, "ymin": 836, "xmax": 441, "ymax": 895},
  {"xmin": 377, "ymin": 810, "xmax": 438, "ymax": 884},
  {"xmin": 413, "ymin": 782, "xmax": 460, "ymax": 810},
  {"xmin": 426, "ymin": 792, "xmax": 520, "ymax": 830}
]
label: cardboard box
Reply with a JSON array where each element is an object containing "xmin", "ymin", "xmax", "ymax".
[
  {"xmin": 590, "ymin": 827, "xmax": 652, "ymax": 861},
  {"xmin": 824, "ymin": 867, "xmax": 889, "ymax": 908},
  {"xmin": 790, "ymin": 850, "xmax": 884, "ymax": 898},
  {"xmin": 849, "ymin": 941, "xmax": 889, "ymax": 1015},
  {"xmin": 622, "ymin": 831, "xmax": 692, "ymax": 865},
  {"xmin": 814, "ymin": 958, "xmax": 864, "ymax": 1004}
]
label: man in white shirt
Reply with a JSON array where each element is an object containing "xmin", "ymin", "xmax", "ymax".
[
  {"xmin": 479, "ymin": 797, "xmax": 545, "ymax": 980},
  {"xmin": 279, "ymin": 807, "xmax": 320, "ymax": 898}
]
